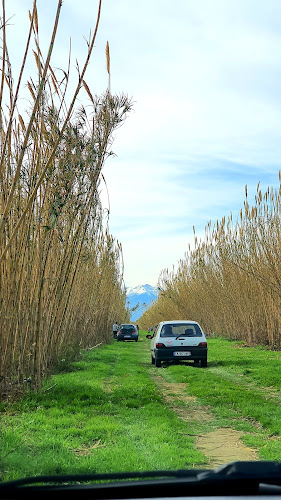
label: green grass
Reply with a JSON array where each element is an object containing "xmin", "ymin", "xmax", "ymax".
[
  {"xmin": 0, "ymin": 333, "xmax": 205, "ymax": 481},
  {"xmin": 157, "ymin": 337, "xmax": 281, "ymax": 459},
  {"xmin": 2, "ymin": 334, "xmax": 281, "ymax": 481}
]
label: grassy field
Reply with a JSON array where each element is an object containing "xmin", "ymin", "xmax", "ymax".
[{"xmin": 1, "ymin": 332, "xmax": 281, "ymax": 481}]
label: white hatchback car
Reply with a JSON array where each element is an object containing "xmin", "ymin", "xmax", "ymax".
[{"xmin": 147, "ymin": 320, "xmax": 207, "ymax": 368}]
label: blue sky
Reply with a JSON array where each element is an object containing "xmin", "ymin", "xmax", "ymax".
[{"xmin": 7, "ymin": 0, "xmax": 281, "ymax": 287}]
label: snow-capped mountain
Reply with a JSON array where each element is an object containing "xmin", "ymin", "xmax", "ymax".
[
  {"xmin": 127, "ymin": 284, "xmax": 156, "ymax": 296},
  {"xmin": 126, "ymin": 284, "xmax": 158, "ymax": 322}
]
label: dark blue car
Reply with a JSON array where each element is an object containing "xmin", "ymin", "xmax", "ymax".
[{"xmin": 117, "ymin": 324, "xmax": 139, "ymax": 342}]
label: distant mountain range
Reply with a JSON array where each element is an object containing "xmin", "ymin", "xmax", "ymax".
[{"xmin": 126, "ymin": 284, "xmax": 158, "ymax": 322}]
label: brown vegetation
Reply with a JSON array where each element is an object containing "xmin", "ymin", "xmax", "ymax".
[
  {"xmin": 0, "ymin": 1, "xmax": 130, "ymax": 397},
  {"xmin": 139, "ymin": 176, "xmax": 281, "ymax": 349}
]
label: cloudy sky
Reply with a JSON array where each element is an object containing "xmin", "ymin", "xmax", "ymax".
[{"xmin": 7, "ymin": 0, "xmax": 281, "ymax": 287}]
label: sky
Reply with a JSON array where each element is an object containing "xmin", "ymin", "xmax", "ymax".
[{"xmin": 6, "ymin": 0, "xmax": 281, "ymax": 288}]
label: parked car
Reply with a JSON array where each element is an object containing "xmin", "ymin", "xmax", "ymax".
[
  {"xmin": 117, "ymin": 324, "xmax": 139, "ymax": 342},
  {"xmin": 147, "ymin": 320, "xmax": 207, "ymax": 367}
]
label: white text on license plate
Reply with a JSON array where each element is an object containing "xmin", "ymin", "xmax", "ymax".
[{"xmin": 173, "ymin": 351, "xmax": 191, "ymax": 357}]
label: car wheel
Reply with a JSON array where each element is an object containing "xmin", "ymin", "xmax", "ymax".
[
  {"xmin": 135, "ymin": 338, "xmax": 138, "ymax": 342},
  {"xmin": 151, "ymin": 356, "xmax": 155, "ymax": 365},
  {"xmin": 201, "ymin": 359, "xmax": 207, "ymax": 368},
  {"xmin": 155, "ymin": 358, "xmax": 161, "ymax": 368}
]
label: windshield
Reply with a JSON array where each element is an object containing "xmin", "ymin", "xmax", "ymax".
[
  {"xmin": 1, "ymin": 0, "xmax": 281, "ymax": 487},
  {"xmin": 160, "ymin": 323, "xmax": 202, "ymax": 337}
]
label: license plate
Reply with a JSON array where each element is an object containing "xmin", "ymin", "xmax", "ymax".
[
  {"xmin": 124, "ymin": 336, "xmax": 131, "ymax": 338},
  {"xmin": 173, "ymin": 351, "xmax": 191, "ymax": 357}
]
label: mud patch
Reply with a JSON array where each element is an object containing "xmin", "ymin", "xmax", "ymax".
[
  {"xmin": 152, "ymin": 376, "xmax": 212, "ymax": 422},
  {"xmin": 197, "ymin": 428, "xmax": 258, "ymax": 467},
  {"xmin": 70, "ymin": 439, "xmax": 105, "ymax": 456},
  {"xmin": 160, "ymin": 382, "xmax": 197, "ymax": 402},
  {"xmin": 152, "ymin": 374, "xmax": 258, "ymax": 467},
  {"xmin": 232, "ymin": 344, "xmax": 252, "ymax": 348},
  {"xmin": 102, "ymin": 381, "xmax": 112, "ymax": 393}
]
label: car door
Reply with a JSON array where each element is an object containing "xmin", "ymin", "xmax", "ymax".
[{"xmin": 150, "ymin": 324, "xmax": 161, "ymax": 356}]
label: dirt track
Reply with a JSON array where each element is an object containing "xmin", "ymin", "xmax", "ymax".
[{"xmin": 152, "ymin": 376, "xmax": 257, "ymax": 468}]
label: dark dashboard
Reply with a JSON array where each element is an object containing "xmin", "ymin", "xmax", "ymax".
[{"xmin": 1, "ymin": 461, "xmax": 281, "ymax": 499}]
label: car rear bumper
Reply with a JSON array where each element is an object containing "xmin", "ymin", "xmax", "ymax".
[
  {"xmin": 154, "ymin": 347, "xmax": 207, "ymax": 361},
  {"xmin": 117, "ymin": 334, "xmax": 138, "ymax": 341}
]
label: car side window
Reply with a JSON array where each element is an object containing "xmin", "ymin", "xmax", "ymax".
[{"xmin": 154, "ymin": 325, "xmax": 160, "ymax": 338}]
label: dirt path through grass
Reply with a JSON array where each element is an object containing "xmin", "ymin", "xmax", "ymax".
[
  {"xmin": 146, "ymin": 336, "xmax": 281, "ymax": 465},
  {"xmin": 197, "ymin": 429, "xmax": 257, "ymax": 467},
  {"xmin": 151, "ymin": 375, "xmax": 257, "ymax": 467}
]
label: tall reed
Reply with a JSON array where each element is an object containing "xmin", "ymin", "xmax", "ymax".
[
  {"xmin": 140, "ymin": 175, "xmax": 281, "ymax": 349},
  {"xmin": 0, "ymin": 1, "xmax": 130, "ymax": 397}
]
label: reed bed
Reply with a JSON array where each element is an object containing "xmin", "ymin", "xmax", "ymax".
[
  {"xmin": 140, "ymin": 175, "xmax": 281, "ymax": 349},
  {"xmin": 0, "ymin": 1, "xmax": 131, "ymax": 397}
]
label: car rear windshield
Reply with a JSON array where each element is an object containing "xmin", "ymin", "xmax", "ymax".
[
  {"xmin": 160, "ymin": 323, "xmax": 202, "ymax": 337},
  {"xmin": 120, "ymin": 325, "xmax": 135, "ymax": 332}
]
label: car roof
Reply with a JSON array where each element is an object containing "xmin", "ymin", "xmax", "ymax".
[{"xmin": 160, "ymin": 320, "xmax": 199, "ymax": 325}]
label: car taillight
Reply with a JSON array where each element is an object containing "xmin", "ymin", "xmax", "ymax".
[
  {"xmin": 156, "ymin": 343, "xmax": 165, "ymax": 348},
  {"xmin": 118, "ymin": 331, "xmax": 122, "ymax": 334},
  {"xmin": 198, "ymin": 342, "xmax": 207, "ymax": 347}
]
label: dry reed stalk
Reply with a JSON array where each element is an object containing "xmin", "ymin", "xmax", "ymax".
[
  {"xmin": 106, "ymin": 41, "xmax": 110, "ymax": 93},
  {"xmin": 0, "ymin": 1, "xmax": 103, "ymax": 264},
  {"xmin": 0, "ymin": 0, "xmax": 62, "ymax": 234},
  {"xmin": 0, "ymin": 0, "xmax": 6, "ymax": 115}
]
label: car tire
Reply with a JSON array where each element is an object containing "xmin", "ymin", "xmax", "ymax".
[
  {"xmin": 151, "ymin": 356, "xmax": 155, "ymax": 365},
  {"xmin": 135, "ymin": 339, "xmax": 138, "ymax": 342},
  {"xmin": 155, "ymin": 358, "xmax": 161, "ymax": 368},
  {"xmin": 201, "ymin": 359, "xmax": 207, "ymax": 368}
]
